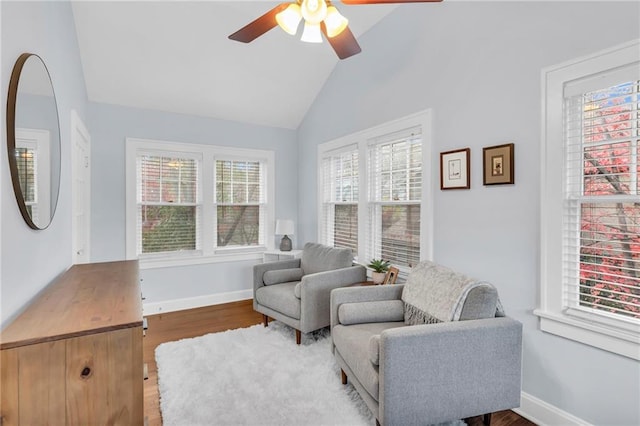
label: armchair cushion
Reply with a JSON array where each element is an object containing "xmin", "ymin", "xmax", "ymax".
[
  {"xmin": 338, "ymin": 300, "xmax": 404, "ymax": 325},
  {"xmin": 332, "ymin": 322, "xmax": 404, "ymax": 401},
  {"xmin": 294, "ymin": 282, "xmax": 302, "ymax": 299},
  {"xmin": 263, "ymin": 268, "xmax": 304, "ymax": 286},
  {"xmin": 301, "ymin": 242, "xmax": 353, "ymax": 275},
  {"xmin": 369, "ymin": 335, "xmax": 381, "ymax": 365},
  {"xmin": 255, "ymin": 282, "xmax": 301, "ymax": 319}
]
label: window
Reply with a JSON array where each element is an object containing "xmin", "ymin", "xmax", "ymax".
[
  {"xmin": 15, "ymin": 129, "xmax": 52, "ymax": 225},
  {"xmin": 367, "ymin": 129, "xmax": 422, "ymax": 268},
  {"xmin": 15, "ymin": 145, "xmax": 37, "ymax": 219},
  {"xmin": 215, "ymin": 159, "xmax": 265, "ymax": 248},
  {"xmin": 318, "ymin": 110, "xmax": 433, "ymax": 275},
  {"xmin": 320, "ymin": 146, "xmax": 359, "ymax": 256},
  {"xmin": 138, "ymin": 154, "xmax": 199, "ymax": 254},
  {"xmin": 537, "ymin": 40, "xmax": 640, "ymax": 360},
  {"xmin": 126, "ymin": 138, "xmax": 274, "ymax": 267}
]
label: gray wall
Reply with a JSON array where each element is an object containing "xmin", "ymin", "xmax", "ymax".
[
  {"xmin": 1, "ymin": 1, "xmax": 87, "ymax": 325},
  {"xmin": 87, "ymin": 102, "xmax": 298, "ymax": 304},
  {"xmin": 297, "ymin": 2, "xmax": 640, "ymax": 425}
]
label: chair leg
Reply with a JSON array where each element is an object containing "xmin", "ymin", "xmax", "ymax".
[
  {"xmin": 262, "ymin": 314, "xmax": 269, "ymax": 327},
  {"xmin": 341, "ymin": 369, "xmax": 347, "ymax": 385},
  {"xmin": 295, "ymin": 329, "xmax": 301, "ymax": 345},
  {"xmin": 483, "ymin": 413, "xmax": 492, "ymax": 426}
]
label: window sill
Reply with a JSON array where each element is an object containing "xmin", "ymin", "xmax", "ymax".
[
  {"xmin": 534, "ymin": 309, "xmax": 640, "ymax": 360},
  {"xmin": 137, "ymin": 251, "xmax": 263, "ymax": 270}
]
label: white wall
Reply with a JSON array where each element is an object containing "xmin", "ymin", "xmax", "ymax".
[
  {"xmin": 87, "ymin": 102, "xmax": 298, "ymax": 307},
  {"xmin": 1, "ymin": 1, "xmax": 87, "ymax": 326},
  {"xmin": 298, "ymin": 2, "xmax": 639, "ymax": 425}
]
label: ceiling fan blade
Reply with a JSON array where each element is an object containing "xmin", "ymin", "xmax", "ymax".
[
  {"xmin": 321, "ymin": 23, "xmax": 362, "ymax": 60},
  {"xmin": 229, "ymin": 3, "xmax": 290, "ymax": 43},
  {"xmin": 341, "ymin": 0, "xmax": 442, "ymax": 4}
]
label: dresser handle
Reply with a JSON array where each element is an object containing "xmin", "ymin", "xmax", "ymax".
[{"xmin": 81, "ymin": 367, "xmax": 92, "ymax": 378}]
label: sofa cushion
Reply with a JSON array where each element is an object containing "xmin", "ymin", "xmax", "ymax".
[
  {"xmin": 301, "ymin": 242, "xmax": 352, "ymax": 275},
  {"xmin": 255, "ymin": 282, "xmax": 301, "ymax": 319},
  {"xmin": 332, "ymin": 321, "xmax": 404, "ymax": 401},
  {"xmin": 338, "ymin": 300, "xmax": 404, "ymax": 325},
  {"xmin": 263, "ymin": 268, "xmax": 304, "ymax": 286}
]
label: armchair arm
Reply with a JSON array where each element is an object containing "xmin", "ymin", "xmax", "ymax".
[
  {"xmin": 253, "ymin": 258, "xmax": 301, "ymax": 293},
  {"xmin": 330, "ymin": 285, "xmax": 404, "ymax": 331},
  {"xmin": 379, "ymin": 317, "xmax": 522, "ymax": 425},
  {"xmin": 298, "ymin": 265, "xmax": 367, "ymax": 333}
]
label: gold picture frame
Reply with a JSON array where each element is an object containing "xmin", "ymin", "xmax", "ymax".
[{"xmin": 483, "ymin": 143, "xmax": 514, "ymax": 185}]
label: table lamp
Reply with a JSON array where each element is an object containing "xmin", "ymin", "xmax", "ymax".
[{"xmin": 275, "ymin": 219, "xmax": 294, "ymax": 251}]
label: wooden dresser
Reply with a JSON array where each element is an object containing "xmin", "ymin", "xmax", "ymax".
[{"xmin": 0, "ymin": 260, "xmax": 144, "ymax": 425}]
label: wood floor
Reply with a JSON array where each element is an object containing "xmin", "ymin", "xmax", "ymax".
[{"xmin": 143, "ymin": 300, "xmax": 536, "ymax": 426}]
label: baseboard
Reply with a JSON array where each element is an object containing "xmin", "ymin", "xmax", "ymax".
[
  {"xmin": 142, "ymin": 289, "xmax": 253, "ymax": 315},
  {"xmin": 515, "ymin": 391, "xmax": 591, "ymax": 426}
]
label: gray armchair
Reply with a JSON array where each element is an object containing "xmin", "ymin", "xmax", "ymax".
[
  {"xmin": 330, "ymin": 261, "xmax": 523, "ymax": 426},
  {"xmin": 253, "ymin": 242, "xmax": 366, "ymax": 344}
]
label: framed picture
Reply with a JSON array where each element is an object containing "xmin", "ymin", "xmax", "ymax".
[
  {"xmin": 384, "ymin": 266, "xmax": 399, "ymax": 284},
  {"xmin": 483, "ymin": 143, "xmax": 514, "ymax": 185},
  {"xmin": 440, "ymin": 148, "xmax": 470, "ymax": 190}
]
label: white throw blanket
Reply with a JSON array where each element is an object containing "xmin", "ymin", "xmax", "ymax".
[{"xmin": 402, "ymin": 261, "xmax": 504, "ymax": 324}]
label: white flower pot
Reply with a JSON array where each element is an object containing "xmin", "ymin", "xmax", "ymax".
[{"xmin": 371, "ymin": 271, "xmax": 386, "ymax": 285}]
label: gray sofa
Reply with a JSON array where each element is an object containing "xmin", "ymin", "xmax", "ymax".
[
  {"xmin": 330, "ymin": 261, "xmax": 523, "ymax": 426},
  {"xmin": 253, "ymin": 242, "xmax": 366, "ymax": 344}
]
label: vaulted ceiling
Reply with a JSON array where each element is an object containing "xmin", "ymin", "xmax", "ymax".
[{"xmin": 71, "ymin": 1, "xmax": 400, "ymax": 129}]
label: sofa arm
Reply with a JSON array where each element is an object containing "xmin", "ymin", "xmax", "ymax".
[
  {"xmin": 298, "ymin": 265, "xmax": 367, "ymax": 333},
  {"xmin": 379, "ymin": 317, "xmax": 522, "ymax": 425},
  {"xmin": 253, "ymin": 258, "xmax": 301, "ymax": 293},
  {"xmin": 330, "ymin": 285, "xmax": 404, "ymax": 331}
]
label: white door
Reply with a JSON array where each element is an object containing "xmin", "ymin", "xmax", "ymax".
[{"xmin": 71, "ymin": 110, "xmax": 91, "ymax": 264}]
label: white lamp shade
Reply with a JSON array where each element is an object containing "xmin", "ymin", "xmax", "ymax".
[
  {"xmin": 324, "ymin": 6, "xmax": 348, "ymax": 38},
  {"xmin": 300, "ymin": 22, "xmax": 323, "ymax": 43},
  {"xmin": 276, "ymin": 3, "xmax": 302, "ymax": 35},
  {"xmin": 275, "ymin": 219, "xmax": 294, "ymax": 235}
]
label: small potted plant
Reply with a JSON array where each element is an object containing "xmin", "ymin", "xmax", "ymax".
[{"xmin": 367, "ymin": 259, "xmax": 390, "ymax": 284}]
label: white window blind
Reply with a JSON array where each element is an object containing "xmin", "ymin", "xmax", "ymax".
[
  {"xmin": 15, "ymin": 146, "xmax": 38, "ymax": 221},
  {"xmin": 137, "ymin": 153, "xmax": 200, "ymax": 255},
  {"xmin": 564, "ymin": 75, "xmax": 640, "ymax": 323},
  {"xmin": 367, "ymin": 126, "xmax": 422, "ymax": 269},
  {"xmin": 215, "ymin": 159, "xmax": 265, "ymax": 248},
  {"xmin": 320, "ymin": 146, "xmax": 359, "ymax": 256}
]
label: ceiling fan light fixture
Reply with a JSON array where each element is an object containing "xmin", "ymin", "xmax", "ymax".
[
  {"xmin": 301, "ymin": 22, "xmax": 323, "ymax": 43},
  {"xmin": 324, "ymin": 6, "xmax": 348, "ymax": 38},
  {"xmin": 276, "ymin": 3, "xmax": 302, "ymax": 35},
  {"xmin": 301, "ymin": 0, "xmax": 328, "ymax": 25}
]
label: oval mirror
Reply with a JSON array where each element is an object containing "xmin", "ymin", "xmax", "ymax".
[{"xmin": 6, "ymin": 53, "xmax": 61, "ymax": 230}]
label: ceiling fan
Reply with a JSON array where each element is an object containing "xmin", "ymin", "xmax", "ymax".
[{"xmin": 228, "ymin": 0, "xmax": 443, "ymax": 60}]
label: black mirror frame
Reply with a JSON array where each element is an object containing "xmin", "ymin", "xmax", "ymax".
[{"xmin": 6, "ymin": 53, "xmax": 61, "ymax": 230}]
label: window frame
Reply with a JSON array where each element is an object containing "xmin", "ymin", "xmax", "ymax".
[
  {"xmin": 320, "ymin": 145, "xmax": 360, "ymax": 257},
  {"xmin": 213, "ymin": 157, "xmax": 268, "ymax": 253},
  {"xmin": 317, "ymin": 110, "xmax": 433, "ymax": 275},
  {"xmin": 367, "ymin": 131, "xmax": 423, "ymax": 270},
  {"xmin": 536, "ymin": 39, "xmax": 640, "ymax": 360},
  {"xmin": 136, "ymin": 151, "xmax": 202, "ymax": 257},
  {"xmin": 126, "ymin": 138, "xmax": 275, "ymax": 269}
]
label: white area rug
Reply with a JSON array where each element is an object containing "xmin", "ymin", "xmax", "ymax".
[{"xmin": 156, "ymin": 322, "xmax": 466, "ymax": 426}]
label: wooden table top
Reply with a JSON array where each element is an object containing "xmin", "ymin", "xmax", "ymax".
[{"xmin": 1, "ymin": 260, "xmax": 142, "ymax": 350}]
